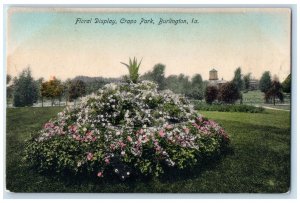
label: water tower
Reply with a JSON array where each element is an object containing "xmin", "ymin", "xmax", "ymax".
[{"xmin": 209, "ymin": 68, "xmax": 218, "ymax": 80}]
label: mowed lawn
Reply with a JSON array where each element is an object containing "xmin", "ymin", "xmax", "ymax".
[{"xmin": 6, "ymin": 107, "xmax": 291, "ymax": 193}]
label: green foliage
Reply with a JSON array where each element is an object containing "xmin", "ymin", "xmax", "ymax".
[
  {"xmin": 141, "ymin": 63, "xmax": 166, "ymax": 90},
  {"xmin": 282, "ymin": 74, "xmax": 291, "ymax": 93},
  {"xmin": 265, "ymin": 79, "xmax": 284, "ymax": 105},
  {"xmin": 232, "ymin": 67, "xmax": 244, "ymax": 91},
  {"xmin": 259, "ymin": 71, "xmax": 272, "ymax": 93},
  {"xmin": 193, "ymin": 102, "xmax": 264, "ymax": 113},
  {"xmin": 165, "ymin": 74, "xmax": 190, "ymax": 95},
  {"xmin": 243, "ymin": 73, "xmax": 251, "ymax": 91},
  {"xmin": 13, "ymin": 67, "xmax": 38, "ymax": 107},
  {"xmin": 186, "ymin": 74, "xmax": 204, "ymax": 100},
  {"xmin": 218, "ymin": 82, "xmax": 240, "ymax": 104},
  {"xmin": 69, "ymin": 80, "xmax": 86, "ymax": 101},
  {"xmin": 204, "ymin": 86, "xmax": 218, "ymax": 104},
  {"xmin": 7, "ymin": 74, "xmax": 12, "ymax": 84},
  {"xmin": 41, "ymin": 78, "xmax": 64, "ymax": 106},
  {"xmin": 121, "ymin": 57, "xmax": 142, "ymax": 83}
]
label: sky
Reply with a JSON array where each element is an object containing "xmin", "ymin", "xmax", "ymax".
[{"xmin": 6, "ymin": 8, "xmax": 291, "ymax": 82}]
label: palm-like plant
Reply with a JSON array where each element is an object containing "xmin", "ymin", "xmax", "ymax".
[{"xmin": 121, "ymin": 57, "xmax": 142, "ymax": 83}]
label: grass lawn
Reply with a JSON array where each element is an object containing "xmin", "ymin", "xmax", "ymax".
[
  {"xmin": 243, "ymin": 90, "xmax": 291, "ymax": 111},
  {"xmin": 6, "ymin": 107, "xmax": 291, "ymax": 193}
]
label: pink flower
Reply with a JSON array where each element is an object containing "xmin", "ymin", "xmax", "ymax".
[
  {"xmin": 86, "ymin": 130, "xmax": 93, "ymax": 136},
  {"xmin": 91, "ymin": 137, "xmax": 97, "ymax": 142},
  {"xmin": 139, "ymin": 129, "xmax": 144, "ymax": 134},
  {"xmin": 68, "ymin": 124, "xmax": 77, "ymax": 132},
  {"xmin": 44, "ymin": 122, "xmax": 54, "ymax": 129},
  {"xmin": 158, "ymin": 130, "xmax": 165, "ymax": 137},
  {"xmin": 105, "ymin": 158, "xmax": 110, "ymax": 165},
  {"xmin": 75, "ymin": 135, "xmax": 81, "ymax": 141},
  {"xmin": 97, "ymin": 171, "xmax": 103, "ymax": 177},
  {"xmin": 184, "ymin": 128, "xmax": 190, "ymax": 134},
  {"xmin": 127, "ymin": 136, "xmax": 133, "ymax": 142},
  {"xmin": 87, "ymin": 152, "xmax": 93, "ymax": 161},
  {"xmin": 110, "ymin": 144, "xmax": 115, "ymax": 150},
  {"xmin": 119, "ymin": 141, "xmax": 126, "ymax": 149},
  {"xmin": 166, "ymin": 125, "xmax": 173, "ymax": 130}
]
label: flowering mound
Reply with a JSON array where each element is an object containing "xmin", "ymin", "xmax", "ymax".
[{"xmin": 25, "ymin": 81, "xmax": 229, "ymax": 180}]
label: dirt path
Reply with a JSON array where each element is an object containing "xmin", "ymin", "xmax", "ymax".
[{"xmin": 261, "ymin": 106, "xmax": 290, "ymax": 112}]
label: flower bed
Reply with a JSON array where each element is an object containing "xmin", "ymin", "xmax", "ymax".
[{"xmin": 25, "ymin": 81, "xmax": 229, "ymax": 180}]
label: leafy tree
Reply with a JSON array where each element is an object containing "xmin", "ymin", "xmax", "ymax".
[
  {"xmin": 186, "ymin": 74, "xmax": 204, "ymax": 100},
  {"xmin": 141, "ymin": 63, "xmax": 166, "ymax": 90},
  {"xmin": 205, "ymin": 85, "xmax": 218, "ymax": 104},
  {"xmin": 41, "ymin": 78, "xmax": 64, "ymax": 106},
  {"xmin": 35, "ymin": 77, "xmax": 44, "ymax": 106},
  {"xmin": 265, "ymin": 79, "xmax": 284, "ymax": 105},
  {"xmin": 7, "ymin": 74, "xmax": 12, "ymax": 84},
  {"xmin": 13, "ymin": 67, "xmax": 38, "ymax": 107},
  {"xmin": 121, "ymin": 57, "xmax": 142, "ymax": 83},
  {"xmin": 259, "ymin": 71, "xmax": 272, "ymax": 93},
  {"xmin": 63, "ymin": 79, "xmax": 72, "ymax": 106},
  {"xmin": 69, "ymin": 80, "xmax": 86, "ymax": 105},
  {"xmin": 282, "ymin": 74, "xmax": 291, "ymax": 93},
  {"xmin": 232, "ymin": 67, "xmax": 244, "ymax": 91},
  {"xmin": 218, "ymin": 82, "xmax": 240, "ymax": 104},
  {"xmin": 165, "ymin": 74, "xmax": 191, "ymax": 96},
  {"xmin": 243, "ymin": 73, "xmax": 251, "ymax": 91},
  {"xmin": 6, "ymin": 74, "xmax": 13, "ymax": 103}
]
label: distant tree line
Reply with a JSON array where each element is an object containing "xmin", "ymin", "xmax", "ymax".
[{"xmin": 7, "ymin": 65, "xmax": 291, "ymax": 107}]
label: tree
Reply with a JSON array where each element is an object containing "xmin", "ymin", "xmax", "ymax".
[
  {"xmin": 259, "ymin": 71, "xmax": 272, "ymax": 93},
  {"xmin": 218, "ymin": 82, "xmax": 240, "ymax": 104},
  {"xmin": 13, "ymin": 67, "xmax": 38, "ymax": 107},
  {"xmin": 141, "ymin": 63, "xmax": 166, "ymax": 90},
  {"xmin": 121, "ymin": 57, "xmax": 142, "ymax": 83},
  {"xmin": 186, "ymin": 74, "xmax": 204, "ymax": 100},
  {"xmin": 63, "ymin": 79, "xmax": 72, "ymax": 106},
  {"xmin": 205, "ymin": 85, "xmax": 218, "ymax": 104},
  {"xmin": 243, "ymin": 73, "xmax": 251, "ymax": 91},
  {"xmin": 232, "ymin": 67, "xmax": 244, "ymax": 91},
  {"xmin": 7, "ymin": 74, "xmax": 12, "ymax": 84},
  {"xmin": 6, "ymin": 74, "xmax": 13, "ymax": 103},
  {"xmin": 69, "ymin": 80, "xmax": 86, "ymax": 106},
  {"xmin": 282, "ymin": 74, "xmax": 291, "ymax": 93},
  {"xmin": 36, "ymin": 77, "xmax": 44, "ymax": 106},
  {"xmin": 265, "ymin": 79, "xmax": 284, "ymax": 105},
  {"xmin": 41, "ymin": 78, "xmax": 64, "ymax": 106}
]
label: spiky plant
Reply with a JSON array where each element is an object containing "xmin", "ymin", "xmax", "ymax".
[{"xmin": 121, "ymin": 57, "xmax": 142, "ymax": 83}]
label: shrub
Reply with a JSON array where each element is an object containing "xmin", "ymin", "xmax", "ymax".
[
  {"xmin": 193, "ymin": 102, "xmax": 264, "ymax": 113},
  {"xmin": 205, "ymin": 86, "xmax": 218, "ymax": 104},
  {"xmin": 25, "ymin": 81, "xmax": 229, "ymax": 180},
  {"xmin": 218, "ymin": 82, "xmax": 240, "ymax": 104},
  {"xmin": 265, "ymin": 80, "xmax": 284, "ymax": 105}
]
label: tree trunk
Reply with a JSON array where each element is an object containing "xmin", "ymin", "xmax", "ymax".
[
  {"xmin": 273, "ymin": 96, "xmax": 275, "ymax": 105},
  {"xmin": 51, "ymin": 98, "xmax": 54, "ymax": 106},
  {"xmin": 41, "ymin": 97, "xmax": 43, "ymax": 107}
]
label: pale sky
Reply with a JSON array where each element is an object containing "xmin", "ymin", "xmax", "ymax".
[{"xmin": 6, "ymin": 8, "xmax": 291, "ymax": 82}]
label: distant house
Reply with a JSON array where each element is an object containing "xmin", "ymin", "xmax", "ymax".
[{"xmin": 208, "ymin": 68, "xmax": 227, "ymax": 88}]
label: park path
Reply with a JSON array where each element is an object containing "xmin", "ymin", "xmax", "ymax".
[{"xmin": 260, "ymin": 106, "xmax": 290, "ymax": 112}]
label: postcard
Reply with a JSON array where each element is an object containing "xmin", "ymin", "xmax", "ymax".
[{"xmin": 5, "ymin": 7, "xmax": 292, "ymax": 194}]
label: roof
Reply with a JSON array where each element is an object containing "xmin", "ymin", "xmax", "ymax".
[{"xmin": 210, "ymin": 68, "xmax": 217, "ymax": 72}]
